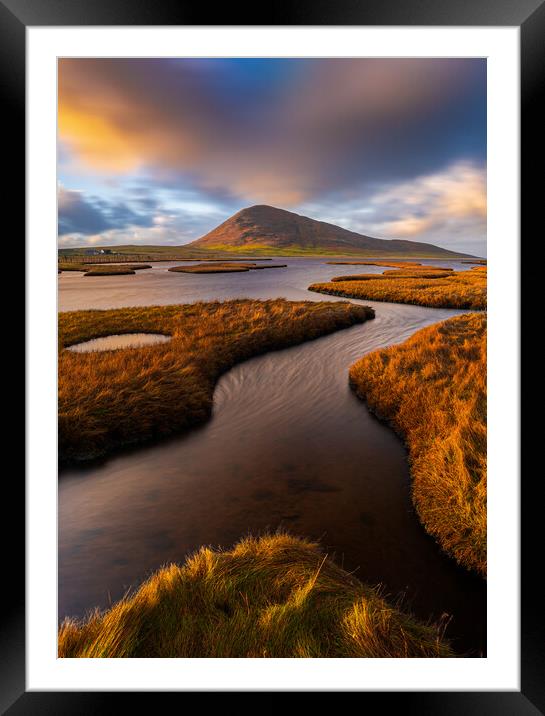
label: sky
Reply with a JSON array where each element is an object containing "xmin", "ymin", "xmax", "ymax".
[{"xmin": 58, "ymin": 58, "xmax": 487, "ymax": 255}]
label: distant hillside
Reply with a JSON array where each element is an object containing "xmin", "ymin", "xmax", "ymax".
[{"xmin": 187, "ymin": 205, "xmax": 474, "ymax": 258}]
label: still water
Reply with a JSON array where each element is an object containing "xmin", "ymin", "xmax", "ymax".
[
  {"xmin": 58, "ymin": 258, "xmax": 486, "ymax": 655},
  {"xmin": 58, "ymin": 257, "xmax": 474, "ymax": 312},
  {"xmin": 66, "ymin": 333, "xmax": 171, "ymax": 353}
]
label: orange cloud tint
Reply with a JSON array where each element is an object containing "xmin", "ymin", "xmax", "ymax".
[
  {"xmin": 59, "ymin": 60, "xmax": 202, "ymax": 173},
  {"xmin": 58, "ymin": 59, "xmax": 486, "ymax": 208},
  {"xmin": 59, "ymin": 108, "xmax": 140, "ymax": 171},
  {"xmin": 370, "ymin": 161, "xmax": 486, "ymax": 238}
]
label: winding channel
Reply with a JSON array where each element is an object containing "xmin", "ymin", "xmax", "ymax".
[{"xmin": 58, "ymin": 258, "xmax": 486, "ymax": 655}]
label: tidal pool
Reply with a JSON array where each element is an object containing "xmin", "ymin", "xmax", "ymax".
[{"xmin": 66, "ymin": 333, "xmax": 171, "ymax": 353}]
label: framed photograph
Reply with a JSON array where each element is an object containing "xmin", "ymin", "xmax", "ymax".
[{"xmin": 9, "ymin": 0, "xmax": 538, "ymax": 709}]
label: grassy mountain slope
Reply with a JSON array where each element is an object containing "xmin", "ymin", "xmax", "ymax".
[{"xmin": 187, "ymin": 205, "xmax": 474, "ymax": 258}]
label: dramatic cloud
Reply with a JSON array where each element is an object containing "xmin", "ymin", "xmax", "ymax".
[
  {"xmin": 58, "ymin": 58, "xmax": 486, "ymax": 253},
  {"xmin": 366, "ymin": 161, "xmax": 487, "ymax": 253},
  {"xmin": 294, "ymin": 161, "xmax": 486, "ymax": 255},
  {"xmin": 59, "ymin": 59, "xmax": 485, "ymax": 204},
  {"xmin": 58, "ymin": 185, "xmax": 156, "ymax": 237},
  {"xmin": 57, "ymin": 184, "xmax": 230, "ymax": 247}
]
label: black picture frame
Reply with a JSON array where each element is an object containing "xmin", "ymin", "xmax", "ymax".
[{"xmin": 7, "ymin": 0, "xmax": 538, "ymax": 710}]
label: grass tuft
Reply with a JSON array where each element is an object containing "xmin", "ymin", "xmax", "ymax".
[{"xmin": 58, "ymin": 533, "xmax": 453, "ymax": 658}]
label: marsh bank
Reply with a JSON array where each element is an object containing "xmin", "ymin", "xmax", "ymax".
[{"xmin": 58, "ymin": 257, "xmax": 486, "ymax": 655}]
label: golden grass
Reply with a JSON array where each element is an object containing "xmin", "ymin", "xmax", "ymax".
[
  {"xmin": 168, "ymin": 263, "xmax": 286, "ymax": 274},
  {"xmin": 58, "ymin": 533, "xmax": 453, "ymax": 658},
  {"xmin": 310, "ymin": 268, "xmax": 486, "ymax": 309},
  {"xmin": 330, "ymin": 271, "xmax": 453, "ymax": 282},
  {"xmin": 461, "ymin": 259, "xmax": 487, "ymax": 265},
  {"xmin": 349, "ymin": 313, "xmax": 486, "ymax": 576},
  {"xmin": 59, "ymin": 299, "xmax": 374, "ymax": 462}
]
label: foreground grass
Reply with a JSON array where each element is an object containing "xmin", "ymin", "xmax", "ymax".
[
  {"xmin": 59, "ymin": 299, "xmax": 373, "ymax": 462},
  {"xmin": 309, "ymin": 267, "xmax": 486, "ymax": 309},
  {"xmin": 349, "ymin": 314, "xmax": 487, "ymax": 576},
  {"xmin": 58, "ymin": 533, "xmax": 452, "ymax": 658}
]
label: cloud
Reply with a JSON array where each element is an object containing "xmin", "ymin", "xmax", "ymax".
[
  {"xmin": 292, "ymin": 160, "xmax": 487, "ymax": 255},
  {"xmin": 58, "ymin": 217, "xmax": 210, "ymax": 248},
  {"xmin": 58, "ymin": 185, "xmax": 155, "ymax": 236},
  {"xmin": 57, "ymin": 184, "xmax": 230, "ymax": 246},
  {"xmin": 368, "ymin": 160, "xmax": 486, "ymax": 238},
  {"xmin": 58, "ymin": 58, "xmax": 486, "ymax": 207}
]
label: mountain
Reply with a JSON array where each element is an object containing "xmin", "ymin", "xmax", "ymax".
[{"xmin": 187, "ymin": 205, "xmax": 474, "ymax": 258}]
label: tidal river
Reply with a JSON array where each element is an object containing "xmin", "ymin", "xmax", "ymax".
[{"xmin": 58, "ymin": 258, "xmax": 486, "ymax": 655}]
